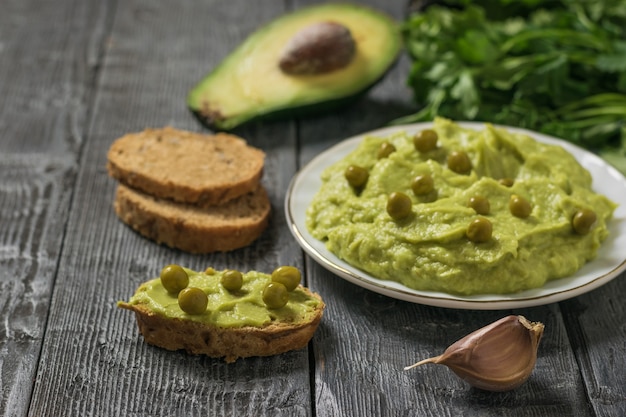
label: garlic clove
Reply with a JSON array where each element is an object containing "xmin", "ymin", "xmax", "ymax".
[{"xmin": 404, "ymin": 315, "xmax": 544, "ymax": 392}]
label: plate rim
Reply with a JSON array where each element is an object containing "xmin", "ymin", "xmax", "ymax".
[{"xmin": 285, "ymin": 121, "xmax": 626, "ymax": 310}]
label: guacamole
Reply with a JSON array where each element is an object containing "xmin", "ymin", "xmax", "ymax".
[
  {"xmin": 306, "ymin": 118, "xmax": 617, "ymax": 295},
  {"xmin": 118, "ymin": 268, "xmax": 322, "ymax": 327}
]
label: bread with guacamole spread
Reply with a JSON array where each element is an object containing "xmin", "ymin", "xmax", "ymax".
[
  {"xmin": 107, "ymin": 127, "xmax": 266, "ymax": 207},
  {"xmin": 118, "ymin": 265, "xmax": 325, "ymax": 363}
]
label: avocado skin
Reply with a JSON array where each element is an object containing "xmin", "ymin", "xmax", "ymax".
[
  {"xmin": 187, "ymin": 3, "xmax": 401, "ymax": 131},
  {"xmin": 189, "ymin": 70, "xmax": 391, "ymax": 130},
  {"xmin": 189, "ymin": 95, "xmax": 359, "ymax": 130}
]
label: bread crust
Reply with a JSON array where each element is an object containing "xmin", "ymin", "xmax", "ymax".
[
  {"xmin": 107, "ymin": 127, "xmax": 265, "ymax": 207},
  {"xmin": 114, "ymin": 183, "xmax": 271, "ymax": 253},
  {"xmin": 118, "ymin": 288, "xmax": 324, "ymax": 363}
]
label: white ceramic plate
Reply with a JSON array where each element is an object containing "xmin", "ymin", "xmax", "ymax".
[{"xmin": 285, "ymin": 122, "xmax": 626, "ymax": 310}]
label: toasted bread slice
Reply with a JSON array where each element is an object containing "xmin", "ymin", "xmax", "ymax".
[
  {"xmin": 114, "ymin": 183, "xmax": 270, "ymax": 253},
  {"xmin": 107, "ymin": 127, "xmax": 265, "ymax": 206},
  {"xmin": 119, "ymin": 287, "xmax": 324, "ymax": 363},
  {"xmin": 118, "ymin": 269, "xmax": 325, "ymax": 363}
]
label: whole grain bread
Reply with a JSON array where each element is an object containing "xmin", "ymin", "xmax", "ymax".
[
  {"xmin": 114, "ymin": 183, "xmax": 271, "ymax": 253},
  {"xmin": 118, "ymin": 287, "xmax": 324, "ymax": 363},
  {"xmin": 107, "ymin": 127, "xmax": 265, "ymax": 207}
]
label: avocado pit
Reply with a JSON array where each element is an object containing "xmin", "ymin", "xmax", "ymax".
[{"xmin": 279, "ymin": 21, "xmax": 356, "ymax": 75}]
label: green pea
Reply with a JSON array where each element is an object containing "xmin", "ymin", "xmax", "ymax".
[
  {"xmin": 386, "ymin": 192, "xmax": 412, "ymax": 220},
  {"xmin": 413, "ymin": 129, "xmax": 438, "ymax": 153},
  {"xmin": 447, "ymin": 151, "xmax": 472, "ymax": 174},
  {"xmin": 572, "ymin": 208, "xmax": 597, "ymax": 235},
  {"xmin": 178, "ymin": 287, "xmax": 208, "ymax": 315},
  {"xmin": 377, "ymin": 142, "xmax": 396, "ymax": 159},
  {"xmin": 509, "ymin": 194, "xmax": 532, "ymax": 218},
  {"xmin": 498, "ymin": 178, "xmax": 514, "ymax": 187},
  {"xmin": 466, "ymin": 217, "xmax": 493, "ymax": 243},
  {"xmin": 263, "ymin": 282, "xmax": 289, "ymax": 309},
  {"xmin": 468, "ymin": 195, "xmax": 490, "ymax": 215},
  {"xmin": 160, "ymin": 264, "xmax": 189, "ymax": 294},
  {"xmin": 345, "ymin": 165, "xmax": 368, "ymax": 188},
  {"xmin": 271, "ymin": 266, "xmax": 301, "ymax": 292},
  {"xmin": 411, "ymin": 174, "xmax": 434, "ymax": 196},
  {"xmin": 221, "ymin": 269, "xmax": 243, "ymax": 291}
]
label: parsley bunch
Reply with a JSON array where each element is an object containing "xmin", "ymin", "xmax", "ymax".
[{"xmin": 399, "ymin": 0, "xmax": 626, "ymax": 173}]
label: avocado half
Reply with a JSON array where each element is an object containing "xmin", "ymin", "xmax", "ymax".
[{"xmin": 187, "ymin": 3, "xmax": 402, "ymax": 130}]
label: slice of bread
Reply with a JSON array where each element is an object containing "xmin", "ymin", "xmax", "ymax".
[
  {"xmin": 118, "ymin": 286, "xmax": 324, "ymax": 363},
  {"xmin": 114, "ymin": 183, "xmax": 271, "ymax": 253},
  {"xmin": 107, "ymin": 127, "xmax": 265, "ymax": 207}
]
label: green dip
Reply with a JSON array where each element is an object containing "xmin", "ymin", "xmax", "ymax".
[
  {"xmin": 306, "ymin": 118, "xmax": 617, "ymax": 295},
  {"xmin": 118, "ymin": 268, "xmax": 322, "ymax": 327}
]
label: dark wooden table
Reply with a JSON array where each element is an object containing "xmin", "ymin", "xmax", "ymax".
[{"xmin": 2, "ymin": 0, "xmax": 625, "ymax": 416}]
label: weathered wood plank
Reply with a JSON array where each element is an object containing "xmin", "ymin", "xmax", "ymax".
[
  {"xmin": 0, "ymin": 0, "xmax": 111, "ymax": 155},
  {"xmin": 28, "ymin": 1, "xmax": 312, "ymax": 416},
  {"xmin": 0, "ymin": 158, "xmax": 74, "ymax": 417},
  {"xmin": 309, "ymin": 273, "xmax": 592, "ymax": 416},
  {"xmin": 3, "ymin": 0, "xmax": 624, "ymax": 415},
  {"xmin": 0, "ymin": 0, "xmax": 113, "ymax": 416},
  {"xmin": 561, "ymin": 276, "xmax": 626, "ymax": 417}
]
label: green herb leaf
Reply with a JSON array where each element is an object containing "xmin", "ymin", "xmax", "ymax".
[{"xmin": 399, "ymin": 0, "xmax": 626, "ymax": 175}]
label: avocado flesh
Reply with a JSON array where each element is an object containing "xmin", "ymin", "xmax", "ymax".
[{"xmin": 187, "ymin": 3, "xmax": 401, "ymax": 130}]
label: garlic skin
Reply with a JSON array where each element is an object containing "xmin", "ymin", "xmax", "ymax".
[{"xmin": 405, "ymin": 315, "xmax": 545, "ymax": 392}]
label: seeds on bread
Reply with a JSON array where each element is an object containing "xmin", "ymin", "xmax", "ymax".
[
  {"xmin": 107, "ymin": 127, "xmax": 265, "ymax": 207},
  {"xmin": 114, "ymin": 183, "xmax": 271, "ymax": 253}
]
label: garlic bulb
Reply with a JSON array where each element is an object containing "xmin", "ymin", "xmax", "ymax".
[{"xmin": 404, "ymin": 315, "xmax": 544, "ymax": 391}]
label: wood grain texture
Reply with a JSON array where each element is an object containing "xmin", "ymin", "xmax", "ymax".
[
  {"xmin": 27, "ymin": 1, "xmax": 312, "ymax": 416},
  {"xmin": 1, "ymin": 0, "xmax": 625, "ymax": 416},
  {"xmin": 561, "ymin": 278, "xmax": 626, "ymax": 417},
  {"xmin": 308, "ymin": 267, "xmax": 593, "ymax": 416},
  {"xmin": 0, "ymin": 159, "xmax": 74, "ymax": 417},
  {"xmin": 0, "ymin": 0, "xmax": 111, "ymax": 415},
  {"xmin": 0, "ymin": 0, "xmax": 110, "ymax": 156}
]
